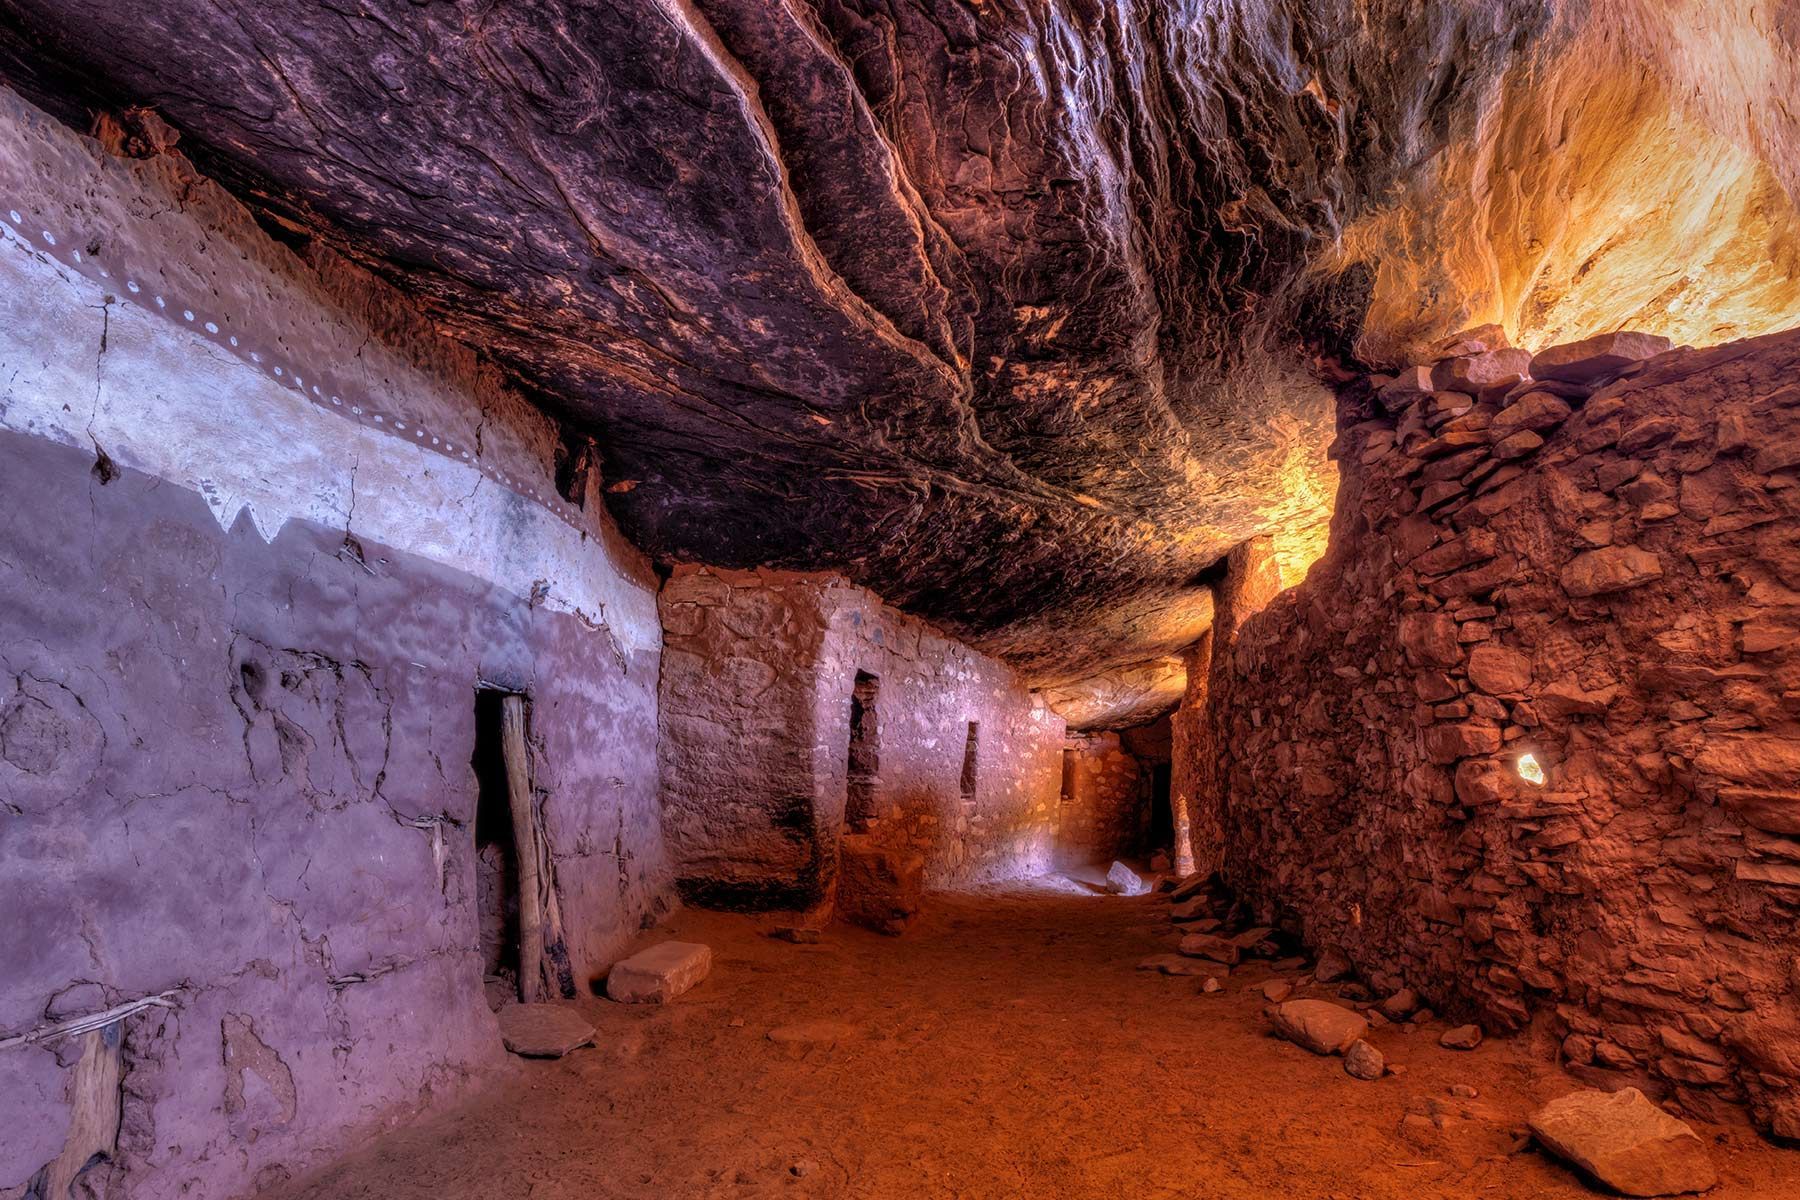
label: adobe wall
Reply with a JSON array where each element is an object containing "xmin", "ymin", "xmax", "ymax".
[
  {"xmin": 659, "ymin": 567, "xmax": 1066, "ymax": 908},
  {"xmin": 0, "ymin": 89, "xmax": 669, "ymax": 1198},
  {"xmin": 1194, "ymin": 328, "xmax": 1800, "ymax": 1137}
]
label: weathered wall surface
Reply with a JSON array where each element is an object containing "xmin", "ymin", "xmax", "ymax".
[
  {"xmin": 1193, "ymin": 328, "xmax": 1800, "ymax": 1137},
  {"xmin": 0, "ymin": 90, "xmax": 668, "ymax": 1198},
  {"xmin": 1057, "ymin": 733, "xmax": 1144, "ymax": 868},
  {"xmin": 659, "ymin": 567, "xmax": 1065, "ymax": 908}
]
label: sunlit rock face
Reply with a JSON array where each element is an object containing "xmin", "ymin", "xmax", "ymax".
[
  {"xmin": 0, "ymin": 0, "xmax": 1793, "ymax": 723},
  {"xmin": 1346, "ymin": 0, "xmax": 1800, "ymax": 365}
]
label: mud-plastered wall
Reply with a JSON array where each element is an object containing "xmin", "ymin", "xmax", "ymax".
[
  {"xmin": 0, "ymin": 90, "xmax": 669, "ymax": 1199},
  {"xmin": 1192, "ymin": 328, "xmax": 1800, "ymax": 1138},
  {"xmin": 658, "ymin": 567, "xmax": 1065, "ymax": 908}
]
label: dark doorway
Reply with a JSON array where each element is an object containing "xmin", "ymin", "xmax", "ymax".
[
  {"xmin": 471, "ymin": 690, "xmax": 519, "ymax": 1006},
  {"xmin": 846, "ymin": 672, "xmax": 880, "ymax": 828},
  {"xmin": 960, "ymin": 721, "xmax": 980, "ymax": 801},
  {"xmin": 1148, "ymin": 762, "xmax": 1174, "ymax": 849}
]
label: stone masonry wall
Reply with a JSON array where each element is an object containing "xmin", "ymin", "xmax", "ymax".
[
  {"xmin": 1057, "ymin": 733, "xmax": 1145, "ymax": 868},
  {"xmin": 0, "ymin": 89, "xmax": 669, "ymax": 1199},
  {"xmin": 1195, "ymin": 326, "xmax": 1800, "ymax": 1137},
  {"xmin": 659, "ymin": 567, "xmax": 1065, "ymax": 909}
]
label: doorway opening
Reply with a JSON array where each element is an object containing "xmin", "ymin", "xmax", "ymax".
[
  {"xmin": 960, "ymin": 721, "xmax": 980, "ymax": 802},
  {"xmin": 846, "ymin": 671, "xmax": 880, "ymax": 828},
  {"xmin": 1147, "ymin": 762, "xmax": 1173, "ymax": 850},
  {"xmin": 471, "ymin": 689, "xmax": 520, "ymax": 1006}
]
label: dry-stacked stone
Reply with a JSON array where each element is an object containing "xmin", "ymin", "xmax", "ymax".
[{"xmin": 1202, "ymin": 325, "xmax": 1800, "ymax": 1139}]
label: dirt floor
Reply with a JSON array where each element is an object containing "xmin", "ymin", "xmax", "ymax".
[{"xmin": 273, "ymin": 877, "xmax": 1800, "ymax": 1199}]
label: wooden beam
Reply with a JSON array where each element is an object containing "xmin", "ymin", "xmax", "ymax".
[{"xmin": 501, "ymin": 695, "xmax": 544, "ymax": 1003}]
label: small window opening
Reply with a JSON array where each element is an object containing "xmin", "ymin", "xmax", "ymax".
[
  {"xmin": 960, "ymin": 721, "xmax": 980, "ymax": 802},
  {"xmin": 846, "ymin": 671, "xmax": 880, "ymax": 827}
]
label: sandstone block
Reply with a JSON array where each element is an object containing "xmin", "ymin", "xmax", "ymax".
[
  {"xmin": 1440, "ymin": 1024, "xmax": 1483, "ymax": 1050},
  {"xmin": 1466, "ymin": 644, "xmax": 1532, "ymax": 694},
  {"xmin": 1491, "ymin": 392, "xmax": 1572, "ymax": 436},
  {"xmin": 1105, "ymin": 860, "xmax": 1151, "ymax": 896},
  {"xmin": 1529, "ymin": 1088, "xmax": 1715, "ymax": 1196},
  {"xmin": 1344, "ymin": 1038, "xmax": 1385, "ymax": 1080},
  {"xmin": 1268, "ymin": 999, "xmax": 1368, "ymax": 1055},
  {"xmin": 606, "ymin": 941, "xmax": 713, "ymax": 1004},
  {"xmin": 1491, "ymin": 430, "xmax": 1544, "ymax": 460},
  {"xmin": 1562, "ymin": 546, "xmax": 1663, "ymax": 597},
  {"xmin": 1179, "ymin": 932, "xmax": 1241, "ymax": 964},
  {"xmin": 1432, "ymin": 348, "xmax": 1532, "ymax": 399},
  {"xmin": 1531, "ymin": 332, "xmax": 1673, "ymax": 384},
  {"xmin": 496, "ymin": 1003, "xmax": 596, "ymax": 1058},
  {"xmin": 1399, "ymin": 612, "xmax": 1461, "ymax": 668},
  {"xmin": 1314, "ymin": 947, "xmax": 1353, "ymax": 982},
  {"xmin": 1423, "ymin": 722, "xmax": 1502, "ymax": 763}
]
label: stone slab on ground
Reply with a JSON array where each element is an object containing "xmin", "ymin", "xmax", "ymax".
[
  {"xmin": 1105, "ymin": 860, "xmax": 1151, "ymax": 896},
  {"xmin": 606, "ymin": 941, "xmax": 713, "ymax": 1003},
  {"xmin": 1528, "ymin": 1088, "xmax": 1716, "ymax": 1197},
  {"xmin": 1137, "ymin": 953, "xmax": 1230, "ymax": 978},
  {"xmin": 1267, "ymin": 999, "xmax": 1368, "ymax": 1055},
  {"xmin": 495, "ymin": 1004, "xmax": 596, "ymax": 1058}
]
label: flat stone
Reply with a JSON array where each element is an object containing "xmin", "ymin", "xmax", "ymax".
[
  {"xmin": 1140, "ymin": 953, "xmax": 1231, "ymax": 978},
  {"xmin": 1178, "ymin": 932, "xmax": 1241, "ymax": 963},
  {"xmin": 1344, "ymin": 1038, "xmax": 1385, "ymax": 1080},
  {"xmin": 1261, "ymin": 980, "xmax": 1293, "ymax": 1003},
  {"xmin": 1169, "ymin": 897, "xmax": 1214, "ymax": 921},
  {"xmin": 1491, "ymin": 429, "xmax": 1543, "ymax": 460},
  {"xmin": 1563, "ymin": 546, "xmax": 1663, "ymax": 597},
  {"xmin": 1531, "ymin": 332, "xmax": 1673, "ymax": 384},
  {"xmin": 1440, "ymin": 1024, "xmax": 1483, "ymax": 1050},
  {"xmin": 495, "ymin": 1003, "xmax": 596, "ymax": 1058},
  {"xmin": 767, "ymin": 1020, "xmax": 861, "ymax": 1046},
  {"xmin": 1491, "ymin": 392, "xmax": 1572, "ymax": 436},
  {"xmin": 1432, "ymin": 348, "xmax": 1532, "ymax": 399},
  {"xmin": 1105, "ymin": 860, "xmax": 1151, "ymax": 896},
  {"xmin": 1529, "ymin": 1088, "xmax": 1716, "ymax": 1196},
  {"xmin": 605, "ymin": 941, "xmax": 713, "ymax": 1004},
  {"xmin": 1268, "ymin": 999, "xmax": 1369, "ymax": 1055},
  {"xmin": 1466, "ymin": 644, "xmax": 1532, "ymax": 694}
]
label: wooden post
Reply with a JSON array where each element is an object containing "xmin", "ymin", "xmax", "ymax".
[{"xmin": 501, "ymin": 695, "xmax": 543, "ymax": 1003}]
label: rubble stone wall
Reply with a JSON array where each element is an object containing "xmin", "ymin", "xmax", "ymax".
[
  {"xmin": 0, "ymin": 92, "xmax": 669, "ymax": 1199},
  {"xmin": 1196, "ymin": 327, "xmax": 1800, "ymax": 1137},
  {"xmin": 659, "ymin": 568, "xmax": 1066, "ymax": 908},
  {"xmin": 1056, "ymin": 733, "xmax": 1145, "ymax": 867}
]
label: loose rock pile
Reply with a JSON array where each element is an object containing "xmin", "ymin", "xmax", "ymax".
[
  {"xmin": 1199, "ymin": 326, "xmax": 1800, "ymax": 1138},
  {"xmin": 1142, "ymin": 879, "xmax": 1726, "ymax": 1195}
]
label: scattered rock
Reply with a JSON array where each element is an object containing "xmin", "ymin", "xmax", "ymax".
[
  {"xmin": 1378, "ymin": 988, "xmax": 1419, "ymax": 1019},
  {"xmin": 495, "ymin": 1003, "xmax": 596, "ymax": 1058},
  {"xmin": 1106, "ymin": 860, "xmax": 1151, "ymax": 896},
  {"xmin": 605, "ymin": 941, "xmax": 713, "ymax": 1004},
  {"xmin": 1313, "ymin": 947, "xmax": 1353, "ymax": 983},
  {"xmin": 1137, "ymin": 954, "xmax": 1230, "ymax": 978},
  {"xmin": 769, "ymin": 927, "xmax": 821, "ymax": 944},
  {"xmin": 1439, "ymin": 1024, "xmax": 1483, "ymax": 1050},
  {"xmin": 1343, "ymin": 1039, "xmax": 1385, "ymax": 1080},
  {"xmin": 1261, "ymin": 980, "xmax": 1293, "ymax": 1003},
  {"xmin": 1449, "ymin": 1083, "xmax": 1479, "ymax": 1099},
  {"xmin": 1267, "ymin": 999, "xmax": 1369, "ymax": 1055},
  {"xmin": 1528, "ymin": 1088, "xmax": 1716, "ymax": 1197},
  {"xmin": 1200, "ymin": 976, "xmax": 1223, "ymax": 994},
  {"xmin": 1178, "ymin": 932, "xmax": 1241, "ymax": 963},
  {"xmin": 1169, "ymin": 897, "xmax": 1214, "ymax": 922}
]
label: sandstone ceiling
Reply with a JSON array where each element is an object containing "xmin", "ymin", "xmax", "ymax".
[{"xmin": 2, "ymin": 0, "xmax": 1797, "ymax": 727}]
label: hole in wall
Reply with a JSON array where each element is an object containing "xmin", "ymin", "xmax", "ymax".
[
  {"xmin": 471, "ymin": 688, "xmax": 521, "ymax": 1010},
  {"xmin": 845, "ymin": 671, "xmax": 880, "ymax": 828},
  {"xmin": 960, "ymin": 721, "xmax": 980, "ymax": 802}
]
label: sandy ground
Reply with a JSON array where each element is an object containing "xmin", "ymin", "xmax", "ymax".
[{"xmin": 273, "ymin": 878, "xmax": 1800, "ymax": 1199}]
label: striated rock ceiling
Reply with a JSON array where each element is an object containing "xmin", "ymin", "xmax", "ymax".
[{"xmin": 2, "ymin": 0, "xmax": 1797, "ymax": 727}]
